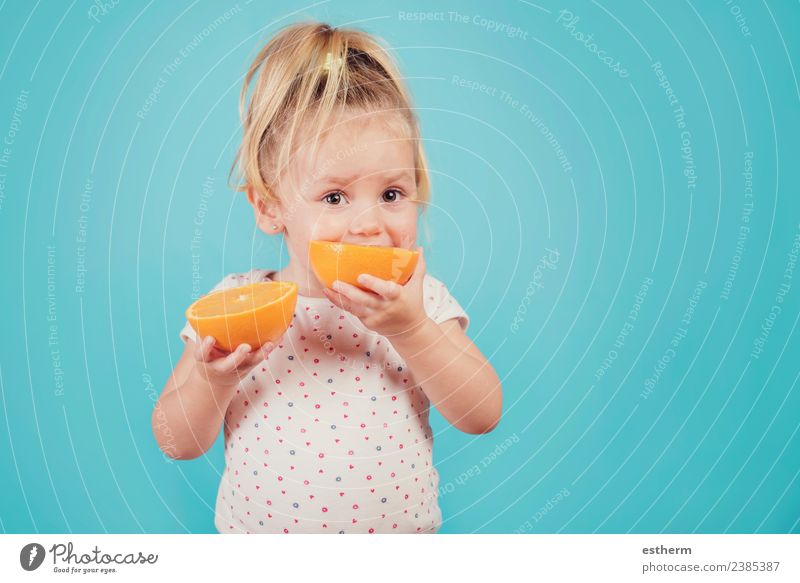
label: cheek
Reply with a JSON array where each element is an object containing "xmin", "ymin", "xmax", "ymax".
[
  {"xmin": 304, "ymin": 210, "xmax": 349, "ymax": 240},
  {"xmin": 386, "ymin": 210, "xmax": 418, "ymax": 247}
]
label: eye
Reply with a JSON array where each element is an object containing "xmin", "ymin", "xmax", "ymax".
[
  {"xmin": 381, "ymin": 188, "xmax": 404, "ymax": 203},
  {"xmin": 322, "ymin": 191, "xmax": 346, "ymax": 206}
]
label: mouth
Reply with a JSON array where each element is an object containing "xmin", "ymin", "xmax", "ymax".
[{"xmin": 342, "ymin": 242, "xmax": 386, "ymax": 247}]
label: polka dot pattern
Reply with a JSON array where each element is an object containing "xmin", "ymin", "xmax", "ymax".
[{"xmin": 180, "ymin": 268, "xmax": 470, "ymax": 533}]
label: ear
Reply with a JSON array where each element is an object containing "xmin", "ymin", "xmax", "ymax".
[{"xmin": 246, "ymin": 185, "xmax": 283, "ymax": 234}]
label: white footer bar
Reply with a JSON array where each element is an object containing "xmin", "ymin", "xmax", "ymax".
[{"xmin": 1, "ymin": 534, "xmax": 798, "ymax": 581}]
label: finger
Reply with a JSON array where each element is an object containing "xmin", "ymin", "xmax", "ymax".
[
  {"xmin": 260, "ymin": 342, "xmax": 275, "ymax": 360},
  {"xmin": 357, "ymin": 273, "xmax": 402, "ymax": 300},
  {"xmin": 325, "ymin": 285, "xmax": 366, "ymax": 317},
  {"xmin": 331, "ymin": 280, "xmax": 380, "ymax": 311},
  {"xmin": 215, "ymin": 343, "xmax": 251, "ymax": 374},
  {"xmin": 323, "ymin": 287, "xmax": 347, "ymax": 311},
  {"xmin": 238, "ymin": 350, "xmax": 263, "ymax": 373},
  {"xmin": 208, "ymin": 345, "xmax": 229, "ymax": 361},
  {"xmin": 194, "ymin": 339, "xmax": 219, "ymax": 379},
  {"xmin": 324, "ymin": 286, "xmax": 367, "ymax": 317},
  {"xmin": 244, "ymin": 342, "xmax": 273, "ymax": 369},
  {"xmin": 402, "ymin": 247, "xmax": 426, "ymax": 294},
  {"xmin": 410, "ymin": 246, "xmax": 426, "ymax": 282},
  {"xmin": 194, "ymin": 336, "xmax": 215, "ymax": 362}
]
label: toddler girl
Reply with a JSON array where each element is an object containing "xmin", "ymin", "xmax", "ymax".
[{"xmin": 153, "ymin": 21, "xmax": 502, "ymax": 534}]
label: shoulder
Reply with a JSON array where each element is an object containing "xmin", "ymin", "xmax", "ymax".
[
  {"xmin": 421, "ymin": 272, "xmax": 446, "ymax": 306},
  {"xmin": 422, "ymin": 272, "xmax": 445, "ymax": 293},
  {"xmin": 422, "ymin": 272, "xmax": 459, "ymax": 302},
  {"xmin": 422, "ymin": 272, "xmax": 470, "ymax": 331}
]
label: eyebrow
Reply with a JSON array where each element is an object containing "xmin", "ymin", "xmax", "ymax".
[{"xmin": 321, "ymin": 169, "xmax": 414, "ymax": 186}]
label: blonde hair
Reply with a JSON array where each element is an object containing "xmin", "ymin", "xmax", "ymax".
[{"xmin": 229, "ymin": 21, "xmax": 431, "ymax": 209}]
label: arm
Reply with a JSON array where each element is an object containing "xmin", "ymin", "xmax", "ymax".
[
  {"xmin": 321, "ymin": 247, "xmax": 503, "ymax": 436},
  {"xmin": 389, "ymin": 317, "xmax": 502, "ymax": 435},
  {"xmin": 152, "ymin": 337, "xmax": 273, "ymax": 460}
]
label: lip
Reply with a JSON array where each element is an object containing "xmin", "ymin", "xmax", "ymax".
[{"xmin": 341, "ymin": 242, "xmax": 389, "ymax": 247}]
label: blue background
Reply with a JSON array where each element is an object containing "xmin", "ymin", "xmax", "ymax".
[{"xmin": 1, "ymin": 0, "xmax": 798, "ymax": 534}]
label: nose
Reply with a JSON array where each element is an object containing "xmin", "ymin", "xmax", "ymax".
[{"xmin": 348, "ymin": 202, "xmax": 382, "ymax": 238}]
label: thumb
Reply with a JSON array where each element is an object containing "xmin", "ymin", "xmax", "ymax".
[{"xmin": 410, "ymin": 246, "xmax": 426, "ymax": 284}]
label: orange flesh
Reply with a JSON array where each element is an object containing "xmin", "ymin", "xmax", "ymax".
[
  {"xmin": 188, "ymin": 283, "xmax": 288, "ymax": 318},
  {"xmin": 309, "ymin": 240, "xmax": 419, "ymax": 289}
]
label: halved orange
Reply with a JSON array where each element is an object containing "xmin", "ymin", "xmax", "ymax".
[
  {"xmin": 309, "ymin": 240, "xmax": 419, "ymax": 291},
  {"xmin": 186, "ymin": 281, "xmax": 298, "ymax": 352}
]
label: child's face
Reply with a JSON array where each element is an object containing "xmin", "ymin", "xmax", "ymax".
[{"xmin": 255, "ymin": 110, "xmax": 420, "ymax": 270}]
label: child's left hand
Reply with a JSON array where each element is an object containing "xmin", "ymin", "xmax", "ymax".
[{"xmin": 323, "ymin": 247, "xmax": 428, "ymax": 339}]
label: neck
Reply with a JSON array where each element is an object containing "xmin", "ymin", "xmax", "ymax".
[{"xmin": 272, "ymin": 264, "xmax": 327, "ymax": 298}]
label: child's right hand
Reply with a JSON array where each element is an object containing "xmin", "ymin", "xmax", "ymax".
[{"xmin": 191, "ymin": 335, "xmax": 276, "ymax": 390}]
